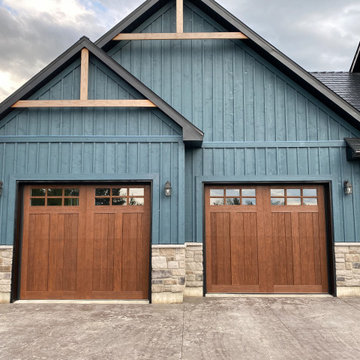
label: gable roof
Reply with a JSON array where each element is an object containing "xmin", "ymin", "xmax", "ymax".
[
  {"xmin": 96, "ymin": 0, "xmax": 360, "ymax": 132},
  {"xmin": 350, "ymin": 42, "xmax": 360, "ymax": 73},
  {"xmin": 0, "ymin": 36, "xmax": 203, "ymax": 146},
  {"xmin": 312, "ymin": 72, "xmax": 360, "ymax": 113}
]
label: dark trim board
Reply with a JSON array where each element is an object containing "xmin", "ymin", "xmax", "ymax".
[
  {"xmin": 202, "ymin": 180, "xmax": 336, "ymax": 296},
  {"xmin": 12, "ymin": 180, "xmax": 153, "ymax": 302}
]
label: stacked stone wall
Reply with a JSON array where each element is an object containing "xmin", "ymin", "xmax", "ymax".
[
  {"xmin": 335, "ymin": 244, "xmax": 360, "ymax": 296},
  {"xmin": 0, "ymin": 246, "xmax": 13, "ymax": 303},
  {"xmin": 151, "ymin": 246, "xmax": 186, "ymax": 303},
  {"xmin": 184, "ymin": 243, "xmax": 203, "ymax": 297}
]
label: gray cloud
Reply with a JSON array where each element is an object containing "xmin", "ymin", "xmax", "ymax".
[{"xmin": 0, "ymin": 0, "xmax": 359, "ymax": 102}]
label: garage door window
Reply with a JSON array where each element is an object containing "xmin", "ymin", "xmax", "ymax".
[
  {"xmin": 95, "ymin": 187, "xmax": 145, "ymax": 206},
  {"xmin": 30, "ymin": 188, "xmax": 79, "ymax": 206},
  {"xmin": 209, "ymin": 188, "xmax": 256, "ymax": 206},
  {"xmin": 271, "ymin": 188, "xmax": 318, "ymax": 206}
]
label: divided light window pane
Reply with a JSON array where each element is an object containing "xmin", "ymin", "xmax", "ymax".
[{"xmin": 210, "ymin": 189, "xmax": 224, "ymax": 197}]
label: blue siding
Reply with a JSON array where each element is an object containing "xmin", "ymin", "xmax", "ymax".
[{"xmin": 109, "ymin": 0, "xmax": 360, "ymax": 243}]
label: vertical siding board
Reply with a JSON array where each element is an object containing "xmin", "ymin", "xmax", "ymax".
[
  {"xmin": 224, "ymin": 148, "xmax": 235, "ymax": 176},
  {"xmin": 275, "ymin": 78, "xmax": 286, "ymax": 141},
  {"xmin": 285, "ymin": 86, "xmax": 297, "ymax": 141},
  {"xmin": 203, "ymin": 38, "xmax": 214, "ymax": 141},
  {"xmin": 264, "ymin": 69, "xmax": 276, "ymax": 141},
  {"xmin": 277, "ymin": 148, "xmax": 288, "ymax": 176},
  {"xmin": 309, "ymin": 148, "xmax": 320, "ymax": 175},
  {"xmin": 233, "ymin": 46, "xmax": 244, "ymax": 141},
  {"xmin": 224, "ymin": 42, "xmax": 234, "ymax": 141},
  {"xmin": 307, "ymin": 102, "xmax": 318, "ymax": 141},
  {"xmin": 266, "ymin": 148, "xmax": 277, "ymax": 176},
  {"xmin": 244, "ymin": 53, "xmax": 255, "ymax": 141},
  {"xmin": 297, "ymin": 148, "xmax": 309, "ymax": 175},
  {"xmin": 245, "ymin": 148, "xmax": 256, "ymax": 175},
  {"xmin": 254, "ymin": 61, "xmax": 265, "ymax": 141},
  {"xmin": 234, "ymin": 148, "xmax": 245, "ymax": 176}
]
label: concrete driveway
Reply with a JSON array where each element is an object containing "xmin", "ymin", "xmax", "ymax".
[{"xmin": 1, "ymin": 296, "xmax": 360, "ymax": 360}]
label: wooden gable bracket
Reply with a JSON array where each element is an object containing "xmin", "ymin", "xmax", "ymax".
[
  {"xmin": 12, "ymin": 48, "xmax": 157, "ymax": 109},
  {"xmin": 112, "ymin": 0, "xmax": 247, "ymax": 41}
]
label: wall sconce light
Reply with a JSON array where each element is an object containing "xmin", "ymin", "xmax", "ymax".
[
  {"xmin": 0, "ymin": 181, "xmax": 2, "ymax": 196},
  {"xmin": 164, "ymin": 181, "xmax": 172, "ymax": 197},
  {"xmin": 344, "ymin": 181, "xmax": 353, "ymax": 195}
]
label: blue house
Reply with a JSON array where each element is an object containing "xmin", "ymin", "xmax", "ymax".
[{"xmin": 0, "ymin": 0, "xmax": 360, "ymax": 303}]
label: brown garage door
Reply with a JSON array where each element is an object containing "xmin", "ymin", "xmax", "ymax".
[
  {"xmin": 205, "ymin": 185, "xmax": 329, "ymax": 293},
  {"xmin": 20, "ymin": 184, "xmax": 150, "ymax": 300}
]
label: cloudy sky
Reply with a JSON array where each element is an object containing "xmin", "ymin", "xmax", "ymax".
[{"xmin": 0, "ymin": 0, "xmax": 359, "ymax": 102}]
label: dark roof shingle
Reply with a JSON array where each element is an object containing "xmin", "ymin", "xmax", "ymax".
[{"xmin": 311, "ymin": 72, "xmax": 360, "ymax": 112}]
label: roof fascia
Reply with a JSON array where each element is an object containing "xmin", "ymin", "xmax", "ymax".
[{"xmin": 350, "ymin": 42, "xmax": 360, "ymax": 73}]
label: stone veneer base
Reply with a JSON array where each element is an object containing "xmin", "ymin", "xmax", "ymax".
[
  {"xmin": 151, "ymin": 243, "xmax": 203, "ymax": 304},
  {"xmin": 0, "ymin": 246, "xmax": 13, "ymax": 304},
  {"xmin": 335, "ymin": 243, "xmax": 360, "ymax": 296}
]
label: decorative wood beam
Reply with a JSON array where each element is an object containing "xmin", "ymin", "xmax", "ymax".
[
  {"xmin": 80, "ymin": 48, "xmax": 89, "ymax": 100},
  {"xmin": 176, "ymin": 0, "xmax": 183, "ymax": 33},
  {"xmin": 12, "ymin": 100, "xmax": 157, "ymax": 108},
  {"xmin": 113, "ymin": 32, "xmax": 247, "ymax": 41}
]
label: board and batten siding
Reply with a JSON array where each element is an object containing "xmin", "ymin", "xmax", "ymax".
[
  {"xmin": 109, "ymin": 0, "xmax": 360, "ymax": 243},
  {"xmin": 0, "ymin": 56, "xmax": 184, "ymax": 246}
]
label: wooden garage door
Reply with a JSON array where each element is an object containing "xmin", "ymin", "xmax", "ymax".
[
  {"xmin": 205, "ymin": 185, "xmax": 329, "ymax": 293},
  {"xmin": 20, "ymin": 184, "xmax": 150, "ymax": 300}
]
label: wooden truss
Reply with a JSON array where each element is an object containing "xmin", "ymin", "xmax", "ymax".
[
  {"xmin": 113, "ymin": 0, "xmax": 247, "ymax": 41},
  {"xmin": 12, "ymin": 49, "xmax": 157, "ymax": 109}
]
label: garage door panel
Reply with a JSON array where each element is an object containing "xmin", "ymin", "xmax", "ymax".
[
  {"xmin": 121, "ymin": 213, "xmax": 140, "ymax": 291},
  {"xmin": 92, "ymin": 213, "xmax": 115, "ymax": 292},
  {"xmin": 26, "ymin": 214, "xmax": 50, "ymax": 292},
  {"xmin": 272, "ymin": 213, "xmax": 294, "ymax": 286},
  {"xmin": 210, "ymin": 212, "xmax": 231, "ymax": 286},
  {"xmin": 232, "ymin": 212, "xmax": 259, "ymax": 286},
  {"xmin": 48, "ymin": 214, "xmax": 79, "ymax": 292},
  {"xmin": 206, "ymin": 185, "xmax": 329, "ymax": 294}
]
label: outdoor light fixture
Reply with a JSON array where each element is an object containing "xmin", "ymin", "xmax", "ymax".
[
  {"xmin": 344, "ymin": 181, "xmax": 353, "ymax": 195},
  {"xmin": 164, "ymin": 181, "xmax": 172, "ymax": 197},
  {"xmin": 0, "ymin": 181, "xmax": 2, "ymax": 196}
]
